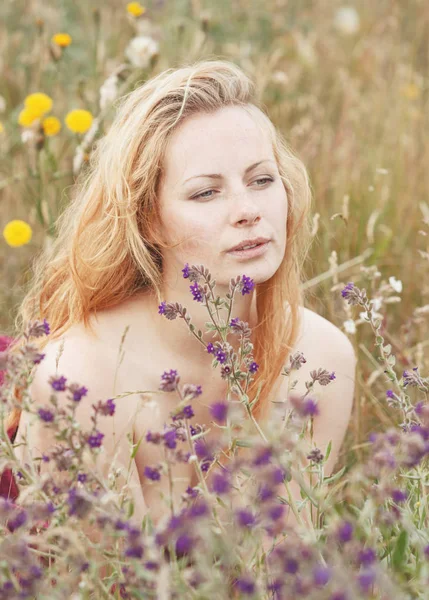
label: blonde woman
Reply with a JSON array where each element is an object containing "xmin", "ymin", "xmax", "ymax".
[{"xmin": 5, "ymin": 59, "xmax": 356, "ymax": 532}]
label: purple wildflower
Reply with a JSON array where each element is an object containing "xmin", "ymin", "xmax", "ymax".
[
  {"xmin": 253, "ymin": 446, "xmax": 273, "ymax": 466},
  {"xmin": 101, "ymin": 398, "xmax": 116, "ymax": 416},
  {"xmin": 240, "ymin": 275, "xmax": 255, "ymax": 295},
  {"xmin": 158, "ymin": 301, "xmax": 166, "ymax": 314},
  {"xmin": 235, "ymin": 574, "xmax": 255, "ymax": 595},
  {"xmin": 183, "ymin": 405, "xmax": 195, "ymax": 419},
  {"xmin": 236, "ymin": 508, "xmax": 256, "ymax": 528},
  {"xmin": 182, "ymin": 263, "xmax": 190, "ymax": 278},
  {"xmin": 358, "ymin": 547, "xmax": 376, "ymax": 567},
  {"xmin": 50, "ymin": 375, "xmax": 67, "ymax": 391},
  {"xmin": 159, "ymin": 369, "xmax": 179, "ymax": 392},
  {"xmin": 163, "ymin": 429, "xmax": 177, "ymax": 449},
  {"xmin": 249, "ymin": 361, "xmax": 259, "ymax": 373},
  {"xmin": 188, "ymin": 499, "xmax": 209, "ymax": 519},
  {"xmin": 210, "ymin": 472, "xmax": 231, "ymax": 495},
  {"xmin": 7, "ymin": 509, "xmax": 27, "ymax": 532},
  {"xmin": 38, "ymin": 408, "xmax": 54, "ymax": 423},
  {"xmin": 391, "ymin": 488, "xmax": 408, "ymax": 503},
  {"xmin": 284, "ymin": 557, "xmax": 299, "ymax": 574},
  {"xmin": 267, "ymin": 504, "xmax": 285, "ymax": 522},
  {"xmin": 206, "ymin": 342, "xmax": 215, "ymax": 354},
  {"xmin": 67, "ymin": 488, "xmax": 92, "ymax": 519},
  {"xmin": 337, "ymin": 520, "xmax": 354, "ymax": 543},
  {"xmin": 215, "ymin": 349, "xmax": 227, "ymax": 364},
  {"xmin": 190, "ymin": 281, "xmax": 204, "ymax": 302},
  {"xmin": 209, "ymin": 401, "xmax": 228, "ymax": 424},
  {"xmin": 125, "ymin": 544, "xmax": 144, "ymax": 559},
  {"xmin": 357, "ymin": 568, "xmax": 376, "ymax": 593},
  {"xmin": 313, "ymin": 565, "xmax": 331, "ymax": 586},
  {"xmin": 144, "ymin": 466, "xmax": 161, "ymax": 481},
  {"xmin": 69, "ymin": 384, "xmax": 88, "ymax": 402},
  {"xmin": 87, "ymin": 430, "xmax": 104, "ymax": 448},
  {"xmin": 175, "ymin": 534, "xmax": 194, "ymax": 556},
  {"xmin": 77, "ymin": 473, "xmax": 87, "ymax": 483}
]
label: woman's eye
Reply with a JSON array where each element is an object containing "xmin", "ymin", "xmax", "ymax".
[{"xmin": 192, "ymin": 177, "xmax": 274, "ymax": 201}]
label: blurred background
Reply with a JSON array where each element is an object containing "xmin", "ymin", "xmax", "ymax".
[{"xmin": 1, "ymin": 0, "xmax": 428, "ymax": 471}]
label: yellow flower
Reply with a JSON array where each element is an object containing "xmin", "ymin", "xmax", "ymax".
[
  {"xmin": 18, "ymin": 107, "xmax": 41, "ymax": 127},
  {"xmin": 3, "ymin": 220, "xmax": 33, "ymax": 248},
  {"xmin": 65, "ymin": 109, "xmax": 93, "ymax": 134},
  {"xmin": 126, "ymin": 2, "xmax": 146, "ymax": 17},
  {"xmin": 42, "ymin": 115, "xmax": 61, "ymax": 136},
  {"xmin": 401, "ymin": 83, "xmax": 420, "ymax": 100},
  {"xmin": 0, "ymin": 122, "xmax": 4, "ymax": 134},
  {"xmin": 51, "ymin": 33, "xmax": 72, "ymax": 47},
  {"xmin": 24, "ymin": 93, "xmax": 53, "ymax": 117}
]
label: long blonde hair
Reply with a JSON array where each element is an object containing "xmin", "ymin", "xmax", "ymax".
[{"xmin": 6, "ymin": 58, "xmax": 313, "ymax": 440}]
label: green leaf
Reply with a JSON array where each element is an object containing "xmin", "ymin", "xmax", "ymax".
[
  {"xmin": 376, "ymin": 336, "xmax": 384, "ymax": 344},
  {"xmin": 383, "ymin": 344, "xmax": 392, "ymax": 355},
  {"xmin": 323, "ymin": 465, "xmax": 347, "ymax": 484},
  {"xmin": 387, "ymin": 355, "xmax": 396, "ymax": 367},
  {"xmin": 324, "ymin": 440, "xmax": 332, "ymax": 462},
  {"xmin": 189, "ymin": 324, "xmax": 195, "ymax": 332},
  {"xmin": 392, "ymin": 529, "xmax": 408, "ymax": 570}
]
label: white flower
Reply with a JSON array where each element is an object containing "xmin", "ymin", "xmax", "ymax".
[
  {"xmin": 271, "ymin": 70, "xmax": 289, "ymax": 85},
  {"xmin": 343, "ymin": 319, "xmax": 357, "ymax": 334},
  {"xmin": 125, "ymin": 35, "xmax": 159, "ymax": 69},
  {"xmin": 370, "ymin": 297, "xmax": 383, "ymax": 312},
  {"xmin": 359, "ymin": 309, "xmax": 383, "ymax": 322},
  {"xmin": 388, "ymin": 276, "xmax": 403, "ymax": 293},
  {"xmin": 99, "ymin": 74, "xmax": 119, "ymax": 111},
  {"xmin": 21, "ymin": 130, "xmax": 36, "ymax": 144},
  {"xmin": 334, "ymin": 7, "xmax": 360, "ymax": 35}
]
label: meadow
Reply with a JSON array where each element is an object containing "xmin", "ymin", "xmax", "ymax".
[{"xmin": 1, "ymin": 0, "xmax": 429, "ymax": 597}]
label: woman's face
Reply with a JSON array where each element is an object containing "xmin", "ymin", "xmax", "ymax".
[{"xmin": 156, "ymin": 105, "xmax": 288, "ymax": 290}]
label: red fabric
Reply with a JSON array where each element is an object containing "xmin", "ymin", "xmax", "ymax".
[{"xmin": 0, "ymin": 335, "xmax": 20, "ymax": 501}]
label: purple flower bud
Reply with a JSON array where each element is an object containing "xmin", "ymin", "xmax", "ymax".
[
  {"xmin": 358, "ymin": 547, "xmax": 376, "ymax": 567},
  {"xmin": 240, "ymin": 275, "xmax": 255, "ymax": 296},
  {"xmin": 235, "ymin": 574, "xmax": 255, "ymax": 595},
  {"xmin": 163, "ymin": 429, "xmax": 177, "ymax": 449},
  {"xmin": 209, "ymin": 401, "xmax": 228, "ymax": 424},
  {"xmin": 210, "ymin": 472, "xmax": 231, "ymax": 495},
  {"xmin": 7, "ymin": 509, "xmax": 27, "ymax": 532},
  {"xmin": 236, "ymin": 508, "xmax": 256, "ymax": 528},
  {"xmin": 284, "ymin": 557, "xmax": 299, "ymax": 574},
  {"xmin": 159, "ymin": 369, "xmax": 179, "ymax": 392},
  {"xmin": 49, "ymin": 375, "xmax": 67, "ymax": 391},
  {"xmin": 175, "ymin": 533, "xmax": 194, "ymax": 556},
  {"xmin": 391, "ymin": 488, "xmax": 408, "ymax": 503},
  {"xmin": 38, "ymin": 408, "xmax": 54, "ymax": 423},
  {"xmin": 313, "ymin": 565, "xmax": 331, "ymax": 586},
  {"xmin": 144, "ymin": 466, "xmax": 161, "ymax": 481},
  {"xmin": 337, "ymin": 520, "xmax": 354, "ymax": 543},
  {"xmin": 357, "ymin": 568, "xmax": 376, "ymax": 593},
  {"xmin": 87, "ymin": 431, "xmax": 104, "ymax": 448}
]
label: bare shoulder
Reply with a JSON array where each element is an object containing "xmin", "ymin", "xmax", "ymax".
[{"xmin": 298, "ymin": 306, "xmax": 356, "ymax": 362}]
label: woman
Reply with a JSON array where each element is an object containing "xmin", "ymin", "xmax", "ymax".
[{"xmin": 3, "ymin": 59, "xmax": 355, "ymax": 531}]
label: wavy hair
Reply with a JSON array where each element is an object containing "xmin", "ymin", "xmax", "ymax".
[{"xmin": 6, "ymin": 58, "xmax": 313, "ymax": 451}]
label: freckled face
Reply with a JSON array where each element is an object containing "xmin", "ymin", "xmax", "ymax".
[{"xmin": 156, "ymin": 105, "xmax": 288, "ymax": 287}]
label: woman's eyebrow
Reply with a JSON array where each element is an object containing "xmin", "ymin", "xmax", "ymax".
[{"xmin": 183, "ymin": 159, "xmax": 276, "ymax": 184}]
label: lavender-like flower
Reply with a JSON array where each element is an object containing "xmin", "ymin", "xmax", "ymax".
[
  {"xmin": 209, "ymin": 400, "xmax": 228, "ymax": 424},
  {"xmin": 68, "ymin": 383, "xmax": 88, "ymax": 401},
  {"xmin": 38, "ymin": 407, "xmax": 55, "ymax": 423},
  {"xmin": 49, "ymin": 375, "xmax": 67, "ymax": 391},
  {"xmin": 87, "ymin": 431, "xmax": 104, "ymax": 448},
  {"xmin": 144, "ymin": 466, "xmax": 161, "ymax": 481},
  {"xmin": 159, "ymin": 369, "xmax": 180, "ymax": 392},
  {"xmin": 239, "ymin": 275, "xmax": 255, "ymax": 296}
]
